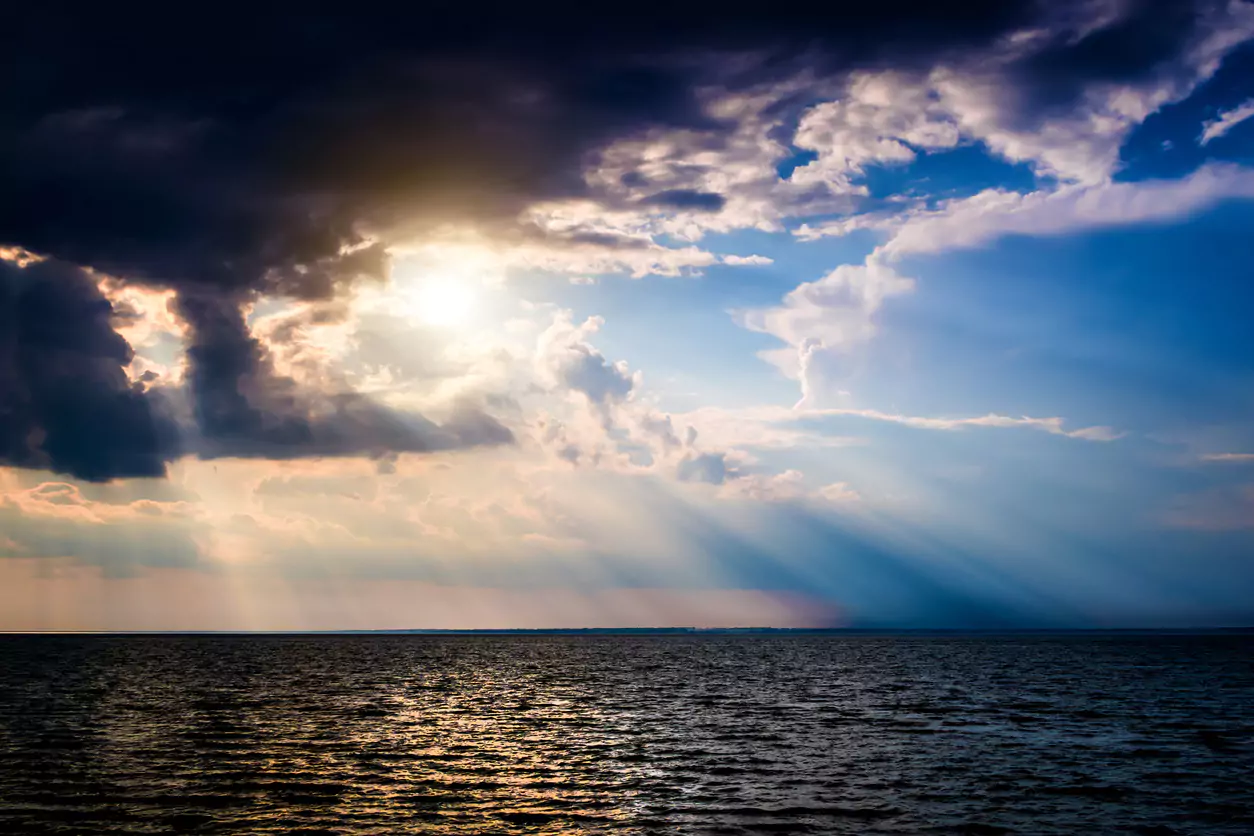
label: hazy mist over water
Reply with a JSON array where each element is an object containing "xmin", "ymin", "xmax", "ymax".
[{"xmin": 1, "ymin": 635, "xmax": 1252, "ymax": 835}]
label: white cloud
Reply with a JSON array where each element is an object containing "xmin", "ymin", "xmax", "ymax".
[
  {"xmin": 878, "ymin": 164, "xmax": 1254, "ymax": 258},
  {"xmin": 789, "ymin": 71, "xmax": 961, "ymax": 190},
  {"xmin": 784, "ymin": 1, "xmax": 1254, "ymax": 195},
  {"xmin": 939, "ymin": 0, "xmax": 1254, "ymax": 184},
  {"xmin": 535, "ymin": 312, "xmax": 639, "ymax": 412},
  {"xmin": 689, "ymin": 404, "xmax": 1121, "ymax": 444},
  {"xmin": 526, "ymin": 311, "xmax": 859, "ymax": 500},
  {"xmin": 517, "ymin": 73, "xmax": 857, "ymax": 260},
  {"xmin": 510, "ymin": 226, "xmax": 724, "ymax": 278},
  {"xmin": 773, "ymin": 164, "xmax": 1254, "ymax": 394},
  {"xmin": 793, "ymin": 212, "xmax": 899, "ymax": 242},
  {"xmin": 717, "ymin": 469, "xmax": 861, "ymax": 506},
  {"xmin": 737, "ymin": 261, "xmax": 915, "ymax": 401},
  {"xmin": 804, "ymin": 407, "xmax": 1123, "ymax": 442},
  {"xmin": 739, "ymin": 261, "xmax": 913, "ymax": 349},
  {"xmin": 1200, "ymin": 98, "xmax": 1254, "ymax": 144},
  {"xmin": 816, "ymin": 481, "xmax": 861, "ymax": 504},
  {"xmin": 1200, "ymin": 452, "xmax": 1254, "ymax": 462}
]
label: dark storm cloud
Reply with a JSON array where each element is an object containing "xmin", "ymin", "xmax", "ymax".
[
  {"xmin": 0, "ymin": 258, "xmax": 513, "ymax": 481},
  {"xmin": 0, "ymin": 1, "xmax": 1074, "ymax": 291},
  {"xmin": 1012, "ymin": 2, "xmax": 1221, "ymax": 117},
  {"xmin": 0, "ymin": 1, "xmax": 1232, "ymax": 478},
  {"xmin": 0, "ymin": 258, "xmax": 179, "ymax": 481}
]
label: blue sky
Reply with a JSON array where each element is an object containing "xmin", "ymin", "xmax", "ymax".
[{"xmin": 2, "ymin": 3, "xmax": 1254, "ymax": 630}]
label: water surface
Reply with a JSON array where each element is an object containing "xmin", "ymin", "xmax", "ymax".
[{"xmin": 1, "ymin": 634, "xmax": 1251, "ymax": 834}]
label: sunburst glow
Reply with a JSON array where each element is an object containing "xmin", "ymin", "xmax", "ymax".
[{"xmin": 412, "ymin": 276, "xmax": 476, "ymax": 327}]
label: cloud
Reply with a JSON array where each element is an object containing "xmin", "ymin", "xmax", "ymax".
[
  {"xmin": 762, "ymin": 166, "xmax": 1254, "ymax": 404},
  {"xmin": 1199, "ymin": 452, "xmax": 1254, "ymax": 462},
  {"xmin": 781, "ymin": 0, "xmax": 1254, "ymax": 193},
  {"xmin": 536, "ymin": 312, "xmax": 639, "ymax": 412},
  {"xmin": 788, "ymin": 71, "xmax": 961, "ymax": 190},
  {"xmin": 1200, "ymin": 98, "xmax": 1254, "ymax": 144},
  {"xmin": 640, "ymin": 189, "xmax": 727, "ymax": 211},
  {"xmin": 817, "ymin": 481, "xmax": 861, "ymax": 503},
  {"xmin": 677, "ymin": 452, "xmax": 734, "ymax": 484},
  {"xmin": 6, "ymin": 2, "xmax": 1239, "ymax": 289},
  {"xmin": 504, "ymin": 222, "xmax": 729, "ymax": 277},
  {"xmin": 686, "ymin": 404, "xmax": 1121, "ymax": 443},
  {"xmin": 567, "ymin": 1, "xmax": 1254, "ymax": 251},
  {"xmin": 717, "ymin": 468, "xmax": 861, "ymax": 505},
  {"xmin": 0, "ymin": 2, "xmax": 1058, "ymax": 293},
  {"xmin": 4, "ymin": 1, "xmax": 1248, "ymax": 482},
  {"xmin": 876, "ymin": 164, "xmax": 1254, "ymax": 258},
  {"xmin": 0, "ymin": 478, "xmax": 203, "ymax": 572},
  {"xmin": 0, "ymin": 256, "xmax": 512, "ymax": 481},
  {"xmin": 0, "ymin": 258, "xmax": 180, "ymax": 481},
  {"xmin": 740, "ymin": 261, "xmax": 914, "ymax": 348},
  {"xmin": 737, "ymin": 261, "xmax": 915, "ymax": 399},
  {"xmin": 942, "ymin": 0, "xmax": 1254, "ymax": 183},
  {"xmin": 526, "ymin": 310, "xmax": 841, "ymax": 497},
  {"xmin": 805, "ymin": 407, "xmax": 1123, "ymax": 441},
  {"xmin": 671, "ymin": 406, "xmax": 866, "ymax": 451},
  {"xmin": 174, "ymin": 289, "xmax": 513, "ymax": 462}
]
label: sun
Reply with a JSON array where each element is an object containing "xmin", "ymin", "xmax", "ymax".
[{"xmin": 413, "ymin": 276, "xmax": 476, "ymax": 327}]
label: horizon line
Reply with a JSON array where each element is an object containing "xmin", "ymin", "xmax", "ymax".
[{"xmin": 3, "ymin": 626, "xmax": 1253, "ymax": 636}]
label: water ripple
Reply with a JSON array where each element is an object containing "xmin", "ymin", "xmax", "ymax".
[{"xmin": 0, "ymin": 635, "xmax": 1251, "ymax": 834}]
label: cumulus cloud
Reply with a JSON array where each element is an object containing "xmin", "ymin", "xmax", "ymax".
[
  {"xmin": 527, "ymin": 309, "xmax": 843, "ymax": 496},
  {"xmin": 737, "ymin": 261, "xmax": 914, "ymax": 400},
  {"xmin": 677, "ymin": 452, "xmax": 734, "ymax": 485},
  {"xmin": 536, "ymin": 312, "xmax": 639, "ymax": 413},
  {"xmin": 1200, "ymin": 98, "xmax": 1254, "ymax": 144},
  {"xmin": 788, "ymin": 72, "xmax": 961, "ymax": 191}
]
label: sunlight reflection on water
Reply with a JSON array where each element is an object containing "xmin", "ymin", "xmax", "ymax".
[{"xmin": 1, "ymin": 634, "xmax": 1252, "ymax": 834}]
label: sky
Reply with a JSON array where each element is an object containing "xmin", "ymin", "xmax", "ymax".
[{"xmin": 2, "ymin": 1, "xmax": 1254, "ymax": 631}]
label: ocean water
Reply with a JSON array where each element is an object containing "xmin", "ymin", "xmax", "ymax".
[{"xmin": 0, "ymin": 635, "xmax": 1251, "ymax": 835}]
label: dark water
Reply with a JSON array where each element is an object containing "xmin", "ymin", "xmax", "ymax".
[{"xmin": 1, "ymin": 635, "xmax": 1252, "ymax": 835}]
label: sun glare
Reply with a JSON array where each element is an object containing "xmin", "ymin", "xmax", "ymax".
[{"xmin": 413, "ymin": 276, "xmax": 476, "ymax": 327}]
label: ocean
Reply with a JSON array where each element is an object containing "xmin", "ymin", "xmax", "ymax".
[{"xmin": 1, "ymin": 634, "xmax": 1251, "ymax": 834}]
